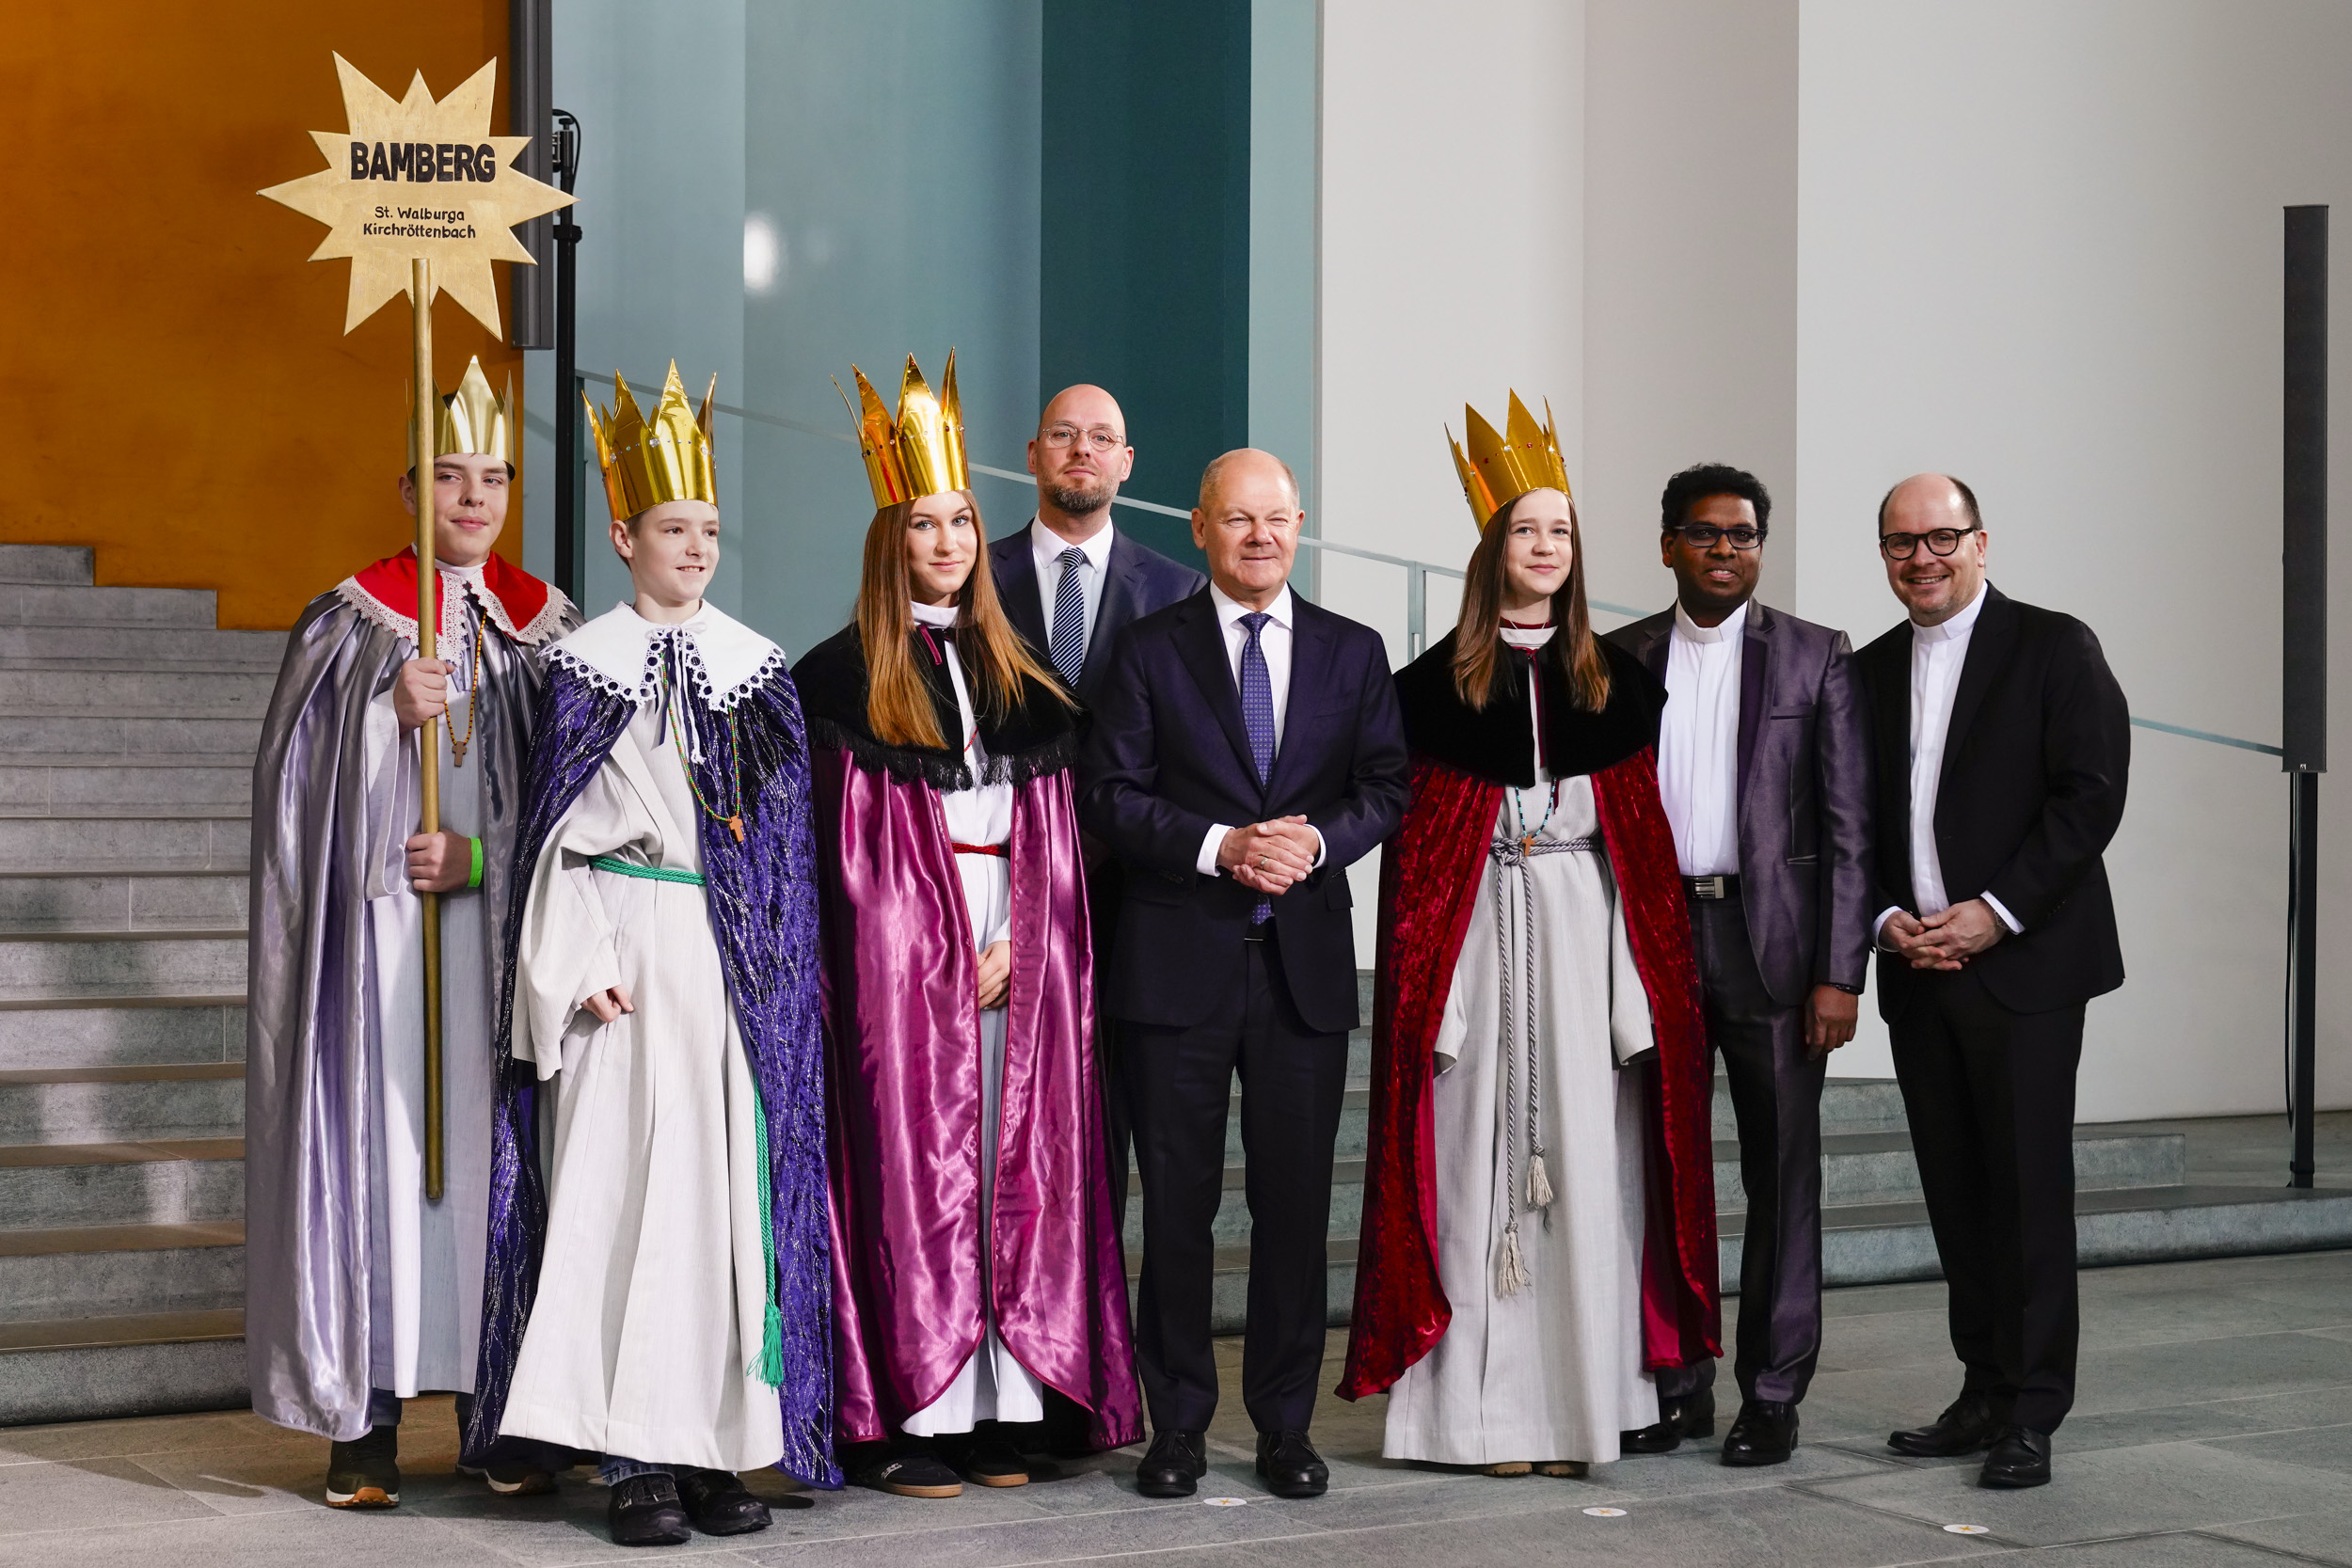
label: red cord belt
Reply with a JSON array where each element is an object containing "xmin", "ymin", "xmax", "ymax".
[{"xmin": 950, "ymin": 841, "xmax": 1009, "ymax": 858}]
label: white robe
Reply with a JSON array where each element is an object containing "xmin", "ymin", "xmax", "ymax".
[
  {"xmin": 1382, "ymin": 628, "xmax": 1661, "ymax": 1466},
  {"xmin": 496, "ymin": 656, "xmax": 782, "ymax": 1470},
  {"xmin": 358, "ymin": 568, "xmax": 497, "ymax": 1399},
  {"xmin": 898, "ymin": 598, "xmax": 1049, "ymax": 1436}
]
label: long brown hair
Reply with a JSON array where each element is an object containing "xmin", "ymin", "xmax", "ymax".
[
  {"xmin": 855, "ymin": 490, "xmax": 1075, "ymax": 749},
  {"xmin": 1451, "ymin": 490, "xmax": 1613, "ymax": 713}
]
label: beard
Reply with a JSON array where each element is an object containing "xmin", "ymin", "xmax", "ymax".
[{"xmin": 1046, "ymin": 476, "xmax": 1115, "ymax": 516}]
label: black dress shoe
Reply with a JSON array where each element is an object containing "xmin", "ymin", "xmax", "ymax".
[
  {"xmin": 1254, "ymin": 1430, "xmax": 1328, "ymax": 1499},
  {"xmin": 608, "ymin": 1472, "xmax": 692, "ymax": 1546},
  {"xmin": 1979, "ymin": 1424, "xmax": 2052, "ymax": 1489},
  {"xmin": 1136, "ymin": 1429, "xmax": 1208, "ymax": 1498},
  {"xmin": 675, "ymin": 1468, "xmax": 773, "ymax": 1534},
  {"xmin": 325, "ymin": 1423, "xmax": 400, "ymax": 1508},
  {"xmin": 1888, "ymin": 1393, "xmax": 2003, "ymax": 1458},
  {"xmin": 1721, "ymin": 1401, "xmax": 1799, "ymax": 1467},
  {"xmin": 1620, "ymin": 1387, "xmax": 1716, "ymax": 1454}
]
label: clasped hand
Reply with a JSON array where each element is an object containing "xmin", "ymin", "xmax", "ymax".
[
  {"xmin": 1219, "ymin": 815, "xmax": 1317, "ymax": 895},
  {"xmin": 1883, "ymin": 898, "xmax": 2007, "ymax": 971}
]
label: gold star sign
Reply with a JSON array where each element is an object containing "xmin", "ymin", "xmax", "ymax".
[{"xmin": 259, "ymin": 54, "xmax": 575, "ymax": 336}]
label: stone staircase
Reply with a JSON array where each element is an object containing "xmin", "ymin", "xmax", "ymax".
[
  {"xmin": 2, "ymin": 533, "xmax": 2346, "ymax": 1416},
  {"xmin": 0, "ymin": 543, "xmax": 275, "ymax": 1424}
]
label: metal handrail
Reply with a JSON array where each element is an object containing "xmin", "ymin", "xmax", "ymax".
[{"xmin": 558, "ymin": 372, "xmax": 2280, "ymax": 757}]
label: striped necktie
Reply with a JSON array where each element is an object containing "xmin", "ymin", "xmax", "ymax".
[{"xmin": 1049, "ymin": 546, "xmax": 1088, "ymax": 687}]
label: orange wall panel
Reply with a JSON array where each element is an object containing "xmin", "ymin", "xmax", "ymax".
[{"xmin": 0, "ymin": 4, "xmax": 532, "ymax": 628}]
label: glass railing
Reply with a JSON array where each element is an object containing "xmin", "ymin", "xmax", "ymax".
[{"xmin": 553, "ymin": 372, "xmax": 2281, "ymax": 760}]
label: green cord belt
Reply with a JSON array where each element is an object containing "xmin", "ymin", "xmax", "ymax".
[{"xmin": 587, "ymin": 855, "xmax": 706, "ymax": 887}]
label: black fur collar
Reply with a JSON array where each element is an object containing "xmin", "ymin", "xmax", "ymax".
[
  {"xmin": 1395, "ymin": 629, "xmax": 1662, "ymax": 785},
  {"xmin": 791, "ymin": 622, "xmax": 1079, "ymax": 790}
]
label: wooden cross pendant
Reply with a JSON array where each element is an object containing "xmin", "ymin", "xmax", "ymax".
[
  {"xmin": 726, "ymin": 815, "xmax": 745, "ymax": 844},
  {"xmin": 451, "ymin": 736, "xmax": 469, "ymax": 769}
]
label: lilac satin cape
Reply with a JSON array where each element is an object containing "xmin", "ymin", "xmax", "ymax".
[
  {"xmin": 812, "ymin": 750, "xmax": 1141, "ymax": 1449},
  {"xmin": 463, "ymin": 661, "xmax": 840, "ymax": 1487},
  {"xmin": 245, "ymin": 588, "xmax": 568, "ymax": 1441}
]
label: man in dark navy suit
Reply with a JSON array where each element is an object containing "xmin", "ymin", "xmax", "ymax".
[
  {"xmin": 993, "ymin": 386, "xmax": 1204, "ymax": 1462},
  {"xmin": 1080, "ymin": 449, "xmax": 1408, "ymax": 1502}
]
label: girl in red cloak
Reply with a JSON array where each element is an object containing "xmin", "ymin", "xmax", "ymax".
[{"xmin": 1339, "ymin": 400, "xmax": 1719, "ymax": 1475}]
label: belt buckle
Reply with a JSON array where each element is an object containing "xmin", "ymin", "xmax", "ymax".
[{"xmin": 1692, "ymin": 875, "xmax": 1728, "ymax": 900}]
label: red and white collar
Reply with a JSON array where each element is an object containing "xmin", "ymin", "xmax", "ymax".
[{"xmin": 335, "ymin": 546, "xmax": 573, "ymax": 646}]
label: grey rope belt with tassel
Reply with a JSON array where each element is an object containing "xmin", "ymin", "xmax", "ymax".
[{"xmin": 1487, "ymin": 829, "xmax": 1600, "ymax": 1296}]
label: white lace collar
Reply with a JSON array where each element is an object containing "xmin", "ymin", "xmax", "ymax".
[{"xmin": 547, "ymin": 599, "xmax": 787, "ymax": 712}]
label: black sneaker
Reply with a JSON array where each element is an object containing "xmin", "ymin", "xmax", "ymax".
[
  {"xmin": 676, "ymin": 1467, "xmax": 773, "ymax": 1534},
  {"xmin": 859, "ymin": 1440, "xmax": 963, "ymax": 1498},
  {"xmin": 608, "ymin": 1472, "xmax": 692, "ymax": 1546},
  {"xmin": 325, "ymin": 1423, "xmax": 400, "ymax": 1508},
  {"xmin": 946, "ymin": 1429, "xmax": 1030, "ymax": 1488}
]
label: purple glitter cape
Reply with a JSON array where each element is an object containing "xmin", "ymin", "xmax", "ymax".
[{"xmin": 461, "ymin": 659, "xmax": 839, "ymax": 1488}]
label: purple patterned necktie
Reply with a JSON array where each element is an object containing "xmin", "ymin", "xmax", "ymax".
[
  {"xmin": 1238, "ymin": 611, "xmax": 1276, "ymax": 925},
  {"xmin": 1049, "ymin": 546, "xmax": 1087, "ymax": 687}
]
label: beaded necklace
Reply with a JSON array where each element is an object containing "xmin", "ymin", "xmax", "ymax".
[
  {"xmin": 657, "ymin": 639, "xmax": 748, "ymax": 843},
  {"xmin": 448, "ymin": 591, "xmax": 485, "ymax": 768}
]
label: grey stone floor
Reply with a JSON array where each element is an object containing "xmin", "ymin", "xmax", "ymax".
[{"xmin": 1, "ymin": 1249, "xmax": 2348, "ymax": 1566}]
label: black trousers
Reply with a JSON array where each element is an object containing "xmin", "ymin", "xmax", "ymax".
[
  {"xmin": 1661, "ymin": 896, "xmax": 1828, "ymax": 1408},
  {"xmin": 1121, "ymin": 936, "xmax": 1350, "ymax": 1434},
  {"xmin": 1888, "ymin": 966, "xmax": 2084, "ymax": 1434}
]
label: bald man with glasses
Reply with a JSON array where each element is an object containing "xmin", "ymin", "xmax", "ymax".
[
  {"xmin": 1858, "ymin": 474, "xmax": 2129, "ymax": 1492},
  {"xmin": 990, "ymin": 386, "xmax": 1203, "ymax": 1459}
]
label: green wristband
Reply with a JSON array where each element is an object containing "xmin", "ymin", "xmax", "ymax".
[{"xmin": 466, "ymin": 836, "xmax": 485, "ymax": 890}]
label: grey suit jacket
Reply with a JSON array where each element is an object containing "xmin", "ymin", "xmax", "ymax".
[{"xmin": 1609, "ymin": 600, "xmax": 1874, "ymax": 1005}]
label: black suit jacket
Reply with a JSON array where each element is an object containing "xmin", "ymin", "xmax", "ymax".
[
  {"xmin": 1855, "ymin": 584, "xmax": 2130, "ymax": 1020},
  {"xmin": 1077, "ymin": 590, "xmax": 1409, "ymax": 1034},
  {"xmin": 1610, "ymin": 600, "xmax": 1875, "ymax": 1005},
  {"xmin": 990, "ymin": 522, "xmax": 1206, "ymax": 706}
]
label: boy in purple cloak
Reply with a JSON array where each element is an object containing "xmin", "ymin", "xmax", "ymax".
[{"xmin": 464, "ymin": 367, "xmax": 836, "ymax": 1546}]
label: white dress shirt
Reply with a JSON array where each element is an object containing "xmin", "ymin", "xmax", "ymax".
[
  {"xmin": 1029, "ymin": 517, "xmax": 1115, "ymax": 659},
  {"xmin": 1875, "ymin": 584, "xmax": 2022, "ymax": 941},
  {"xmin": 1194, "ymin": 583, "xmax": 1327, "ymax": 877},
  {"xmin": 1658, "ymin": 600, "xmax": 1746, "ymax": 878}
]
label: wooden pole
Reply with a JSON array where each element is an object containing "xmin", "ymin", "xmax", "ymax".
[{"xmin": 411, "ymin": 257, "xmax": 446, "ymax": 1204}]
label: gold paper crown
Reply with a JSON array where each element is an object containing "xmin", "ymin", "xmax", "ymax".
[
  {"xmin": 583, "ymin": 362, "xmax": 719, "ymax": 521},
  {"xmin": 407, "ymin": 356, "xmax": 516, "ymax": 469},
  {"xmin": 1447, "ymin": 391, "xmax": 1572, "ymax": 531},
  {"xmin": 835, "ymin": 353, "xmax": 968, "ymax": 507}
]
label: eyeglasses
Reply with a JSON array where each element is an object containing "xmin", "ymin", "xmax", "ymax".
[
  {"xmin": 1878, "ymin": 526, "xmax": 1979, "ymax": 560},
  {"xmin": 1672, "ymin": 524, "xmax": 1766, "ymax": 550},
  {"xmin": 1041, "ymin": 424, "xmax": 1124, "ymax": 453}
]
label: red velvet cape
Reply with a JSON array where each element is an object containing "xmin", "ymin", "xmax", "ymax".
[{"xmin": 1338, "ymin": 747, "xmax": 1721, "ymax": 1400}]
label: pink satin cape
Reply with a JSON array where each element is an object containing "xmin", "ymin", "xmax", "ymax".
[{"xmin": 811, "ymin": 749, "xmax": 1141, "ymax": 1448}]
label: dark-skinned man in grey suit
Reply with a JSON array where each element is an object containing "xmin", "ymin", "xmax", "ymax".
[{"xmin": 1608, "ymin": 463, "xmax": 1874, "ymax": 1469}]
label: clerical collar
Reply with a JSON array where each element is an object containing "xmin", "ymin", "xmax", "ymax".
[
  {"xmin": 1673, "ymin": 599, "xmax": 1747, "ymax": 644},
  {"xmin": 909, "ymin": 599, "xmax": 959, "ymax": 627},
  {"xmin": 1912, "ymin": 581, "xmax": 1987, "ymax": 642},
  {"xmin": 548, "ymin": 598, "xmax": 786, "ymax": 712}
]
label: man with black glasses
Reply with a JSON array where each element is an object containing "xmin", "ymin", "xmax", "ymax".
[
  {"xmin": 989, "ymin": 386, "xmax": 1202, "ymax": 1458},
  {"xmin": 1859, "ymin": 474, "xmax": 2129, "ymax": 1491},
  {"xmin": 1608, "ymin": 464, "xmax": 1874, "ymax": 1468}
]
